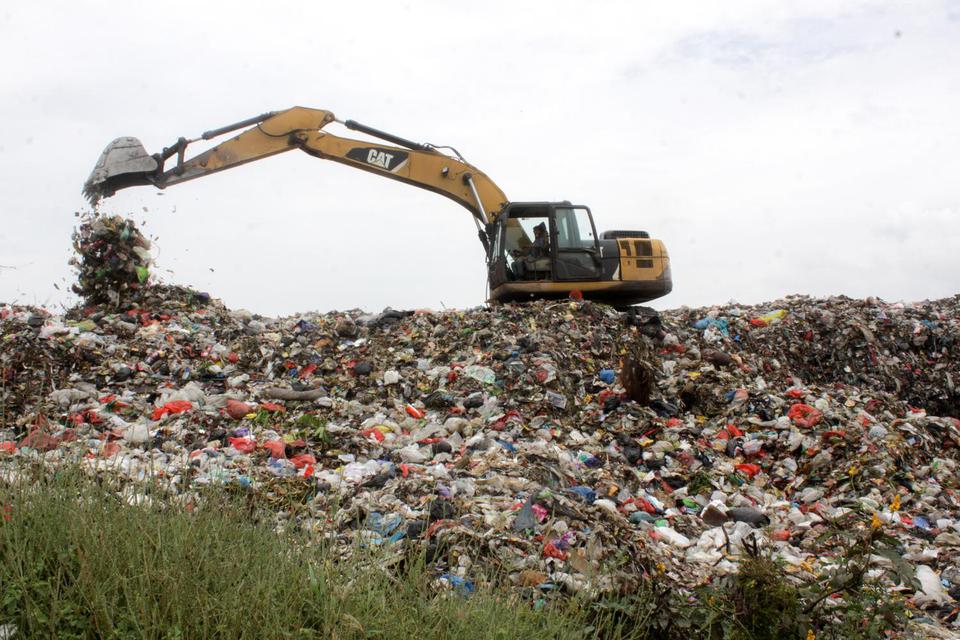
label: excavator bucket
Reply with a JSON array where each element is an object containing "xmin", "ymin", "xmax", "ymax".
[{"xmin": 83, "ymin": 137, "xmax": 158, "ymax": 204}]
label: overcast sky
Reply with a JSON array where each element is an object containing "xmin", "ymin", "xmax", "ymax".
[{"xmin": 1, "ymin": 1, "xmax": 958, "ymax": 316}]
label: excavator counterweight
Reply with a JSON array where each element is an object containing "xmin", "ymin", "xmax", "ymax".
[{"xmin": 83, "ymin": 107, "xmax": 672, "ymax": 308}]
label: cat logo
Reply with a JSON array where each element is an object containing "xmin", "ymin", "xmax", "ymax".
[
  {"xmin": 345, "ymin": 146, "xmax": 409, "ymax": 173},
  {"xmin": 367, "ymin": 149, "xmax": 394, "ymax": 169}
]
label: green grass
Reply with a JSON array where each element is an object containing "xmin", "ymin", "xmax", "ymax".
[
  {"xmin": 0, "ymin": 469, "xmax": 915, "ymax": 639},
  {"xmin": 0, "ymin": 471, "xmax": 582, "ymax": 640}
]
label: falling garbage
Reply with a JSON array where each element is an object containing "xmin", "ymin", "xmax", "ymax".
[{"xmin": 70, "ymin": 213, "xmax": 153, "ymax": 306}]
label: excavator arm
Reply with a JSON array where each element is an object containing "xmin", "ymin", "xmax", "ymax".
[{"xmin": 84, "ymin": 107, "xmax": 509, "ymax": 229}]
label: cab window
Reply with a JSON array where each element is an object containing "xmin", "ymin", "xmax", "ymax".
[{"xmin": 555, "ymin": 207, "xmax": 596, "ymax": 249}]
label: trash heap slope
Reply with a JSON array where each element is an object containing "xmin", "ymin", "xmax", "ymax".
[
  {"xmin": 2, "ymin": 282, "xmax": 960, "ymax": 620},
  {"xmin": 668, "ymin": 295, "xmax": 959, "ymax": 418}
]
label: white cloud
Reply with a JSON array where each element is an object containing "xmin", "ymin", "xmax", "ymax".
[{"xmin": 0, "ymin": 0, "xmax": 957, "ymax": 314}]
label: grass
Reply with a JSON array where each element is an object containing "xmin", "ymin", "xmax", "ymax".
[
  {"xmin": 0, "ymin": 470, "xmax": 581, "ymax": 640},
  {"xmin": 0, "ymin": 468, "xmax": 916, "ymax": 640}
]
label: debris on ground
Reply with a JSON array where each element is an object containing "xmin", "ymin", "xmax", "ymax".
[{"xmin": 2, "ymin": 215, "xmax": 960, "ymax": 633}]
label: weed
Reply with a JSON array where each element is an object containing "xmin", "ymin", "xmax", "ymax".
[
  {"xmin": 0, "ymin": 470, "xmax": 582, "ymax": 640},
  {"xmin": 0, "ymin": 469, "xmax": 919, "ymax": 639}
]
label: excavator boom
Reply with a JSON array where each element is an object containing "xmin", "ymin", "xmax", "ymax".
[{"xmin": 84, "ymin": 107, "xmax": 508, "ymax": 227}]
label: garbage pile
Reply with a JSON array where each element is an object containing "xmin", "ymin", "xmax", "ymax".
[
  {"xmin": 70, "ymin": 213, "xmax": 153, "ymax": 306},
  {"xmin": 3, "ymin": 233, "xmax": 960, "ymax": 627},
  {"xmin": 671, "ymin": 295, "xmax": 959, "ymax": 419}
]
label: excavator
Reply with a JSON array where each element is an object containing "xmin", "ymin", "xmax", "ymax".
[{"xmin": 83, "ymin": 107, "xmax": 672, "ymax": 308}]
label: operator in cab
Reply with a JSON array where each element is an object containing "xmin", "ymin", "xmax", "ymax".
[
  {"xmin": 508, "ymin": 221, "xmax": 551, "ymax": 281},
  {"xmin": 529, "ymin": 222, "xmax": 549, "ymax": 258}
]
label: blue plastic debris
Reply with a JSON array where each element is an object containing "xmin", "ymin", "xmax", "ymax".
[
  {"xmin": 693, "ymin": 317, "xmax": 729, "ymax": 337},
  {"xmin": 366, "ymin": 512, "xmax": 403, "ymax": 536},
  {"xmin": 441, "ymin": 574, "xmax": 476, "ymax": 595},
  {"xmin": 567, "ymin": 485, "xmax": 597, "ymax": 503},
  {"xmin": 496, "ymin": 439, "xmax": 518, "ymax": 453}
]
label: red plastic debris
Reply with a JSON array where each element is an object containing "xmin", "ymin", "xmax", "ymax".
[
  {"xmin": 103, "ymin": 397, "xmax": 129, "ymax": 410},
  {"xmin": 224, "ymin": 399, "xmax": 253, "ymax": 420},
  {"xmin": 597, "ymin": 389, "xmax": 616, "ymax": 403},
  {"xmin": 261, "ymin": 440, "xmax": 286, "ymax": 458},
  {"xmin": 360, "ymin": 427, "xmax": 385, "ymax": 442},
  {"xmin": 101, "ymin": 442, "xmax": 121, "ymax": 458},
  {"xmin": 787, "ymin": 403, "xmax": 823, "ymax": 428},
  {"xmin": 405, "ymin": 404, "xmax": 425, "ymax": 419},
  {"xmin": 151, "ymin": 400, "xmax": 193, "ymax": 421},
  {"xmin": 290, "ymin": 453, "xmax": 316, "ymax": 469},
  {"xmin": 424, "ymin": 519, "xmax": 453, "ymax": 539},
  {"xmin": 635, "ymin": 497, "xmax": 658, "ymax": 514},
  {"xmin": 542, "ymin": 540, "xmax": 569, "ymax": 560},
  {"xmin": 18, "ymin": 430, "xmax": 61, "ymax": 452},
  {"xmin": 298, "ymin": 363, "xmax": 317, "ymax": 379},
  {"xmin": 0, "ymin": 441, "xmax": 15, "ymax": 454},
  {"xmin": 260, "ymin": 402, "xmax": 286, "ymax": 413},
  {"xmin": 227, "ymin": 437, "xmax": 256, "ymax": 454},
  {"xmin": 735, "ymin": 463, "xmax": 761, "ymax": 479},
  {"xmin": 69, "ymin": 410, "xmax": 103, "ymax": 426}
]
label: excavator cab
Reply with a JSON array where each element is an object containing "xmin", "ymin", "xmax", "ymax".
[
  {"xmin": 487, "ymin": 202, "xmax": 671, "ymax": 308},
  {"xmin": 495, "ymin": 203, "xmax": 599, "ymax": 283}
]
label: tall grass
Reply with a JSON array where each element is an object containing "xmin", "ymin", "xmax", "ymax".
[
  {"xmin": 0, "ymin": 471, "xmax": 581, "ymax": 639},
  {"xmin": 0, "ymin": 469, "xmax": 914, "ymax": 639}
]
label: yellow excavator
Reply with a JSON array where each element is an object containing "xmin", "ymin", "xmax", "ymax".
[{"xmin": 83, "ymin": 107, "xmax": 672, "ymax": 308}]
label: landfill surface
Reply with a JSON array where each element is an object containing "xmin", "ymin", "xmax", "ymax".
[{"xmin": 2, "ymin": 214, "xmax": 960, "ymax": 634}]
